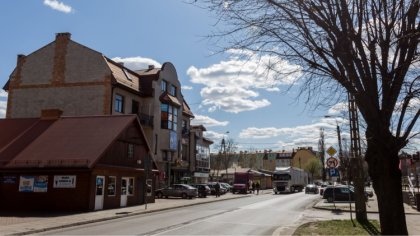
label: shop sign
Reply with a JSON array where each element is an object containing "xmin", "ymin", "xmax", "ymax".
[
  {"xmin": 19, "ymin": 176, "xmax": 34, "ymax": 192},
  {"xmin": 34, "ymin": 176, "xmax": 48, "ymax": 192},
  {"xmin": 194, "ymin": 172, "xmax": 209, "ymax": 178},
  {"xmin": 0, "ymin": 175, "xmax": 16, "ymax": 184},
  {"xmin": 53, "ymin": 175, "xmax": 77, "ymax": 188}
]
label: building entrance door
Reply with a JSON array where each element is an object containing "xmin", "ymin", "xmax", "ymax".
[
  {"xmin": 120, "ymin": 177, "xmax": 128, "ymax": 207},
  {"xmin": 94, "ymin": 176, "xmax": 105, "ymax": 210}
]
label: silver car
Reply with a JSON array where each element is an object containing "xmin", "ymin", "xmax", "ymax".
[{"xmin": 155, "ymin": 184, "xmax": 197, "ymax": 199}]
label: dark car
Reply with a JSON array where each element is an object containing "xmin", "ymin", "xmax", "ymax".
[
  {"xmin": 190, "ymin": 184, "xmax": 211, "ymax": 198},
  {"xmin": 323, "ymin": 186, "xmax": 367, "ymax": 203},
  {"xmin": 155, "ymin": 184, "xmax": 197, "ymax": 199},
  {"xmin": 207, "ymin": 182, "xmax": 227, "ymax": 195},
  {"xmin": 305, "ymin": 184, "xmax": 319, "ymax": 194}
]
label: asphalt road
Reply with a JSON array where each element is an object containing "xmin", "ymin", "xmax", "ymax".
[{"xmin": 43, "ymin": 192, "xmax": 320, "ymax": 235}]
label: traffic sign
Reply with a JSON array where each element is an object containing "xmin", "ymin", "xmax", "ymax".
[
  {"xmin": 329, "ymin": 168, "xmax": 339, "ymax": 177},
  {"xmin": 327, "ymin": 157, "xmax": 339, "ymax": 168},
  {"xmin": 326, "ymin": 146, "xmax": 337, "ymax": 156}
]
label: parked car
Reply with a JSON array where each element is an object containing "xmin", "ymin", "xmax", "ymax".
[
  {"xmin": 305, "ymin": 184, "xmax": 319, "ymax": 194},
  {"xmin": 319, "ymin": 183, "xmax": 331, "ymax": 195},
  {"xmin": 322, "ymin": 185, "xmax": 368, "ymax": 203},
  {"xmin": 220, "ymin": 182, "xmax": 232, "ymax": 192},
  {"xmin": 155, "ymin": 184, "xmax": 197, "ymax": 199},
  {"xmin": 207, "ymin": 182, "xmax": 227, "ymax": 195},
  {"xmin": 190, "ymin": 184, "xmax": 211, "ymax": 198}
]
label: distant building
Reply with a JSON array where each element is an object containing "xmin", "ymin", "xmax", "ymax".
[{"xmin": 291, "ymin": 147, "xmax": 319, "ymax": 169}]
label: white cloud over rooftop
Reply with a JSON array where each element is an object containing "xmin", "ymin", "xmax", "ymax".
[
  {"xmin": 112, "ymin": 57, "xmax": 162, "ymax": 71},
  {"xmin": 191, "ymin": 115, "xmax": 229, "ymax": 127},
  {"xmin": 43, "ymin": 0, "xmax": 73, "ymax": 13}
]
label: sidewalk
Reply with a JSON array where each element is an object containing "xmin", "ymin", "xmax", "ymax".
[{"xmin": 0, "ymin": 193, "xmax": 250, "ymax": 236}]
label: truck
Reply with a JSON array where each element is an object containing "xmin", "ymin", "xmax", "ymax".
[
  {"xmin": 232, "ymin": 172, "xmax": 252, "ymax": 194},
  {"xmin": 272, "ymin": 167, "xmax": 308, "ymax": 194}
]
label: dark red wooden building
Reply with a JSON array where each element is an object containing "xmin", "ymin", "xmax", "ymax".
[{"xmin": 0, "ymin": 112, "xmax": 158, "ymax": 211}]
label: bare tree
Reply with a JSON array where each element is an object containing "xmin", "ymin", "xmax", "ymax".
[{"xmin": 200, "ymin": 1, "xmax": 419, "ymax": 234}]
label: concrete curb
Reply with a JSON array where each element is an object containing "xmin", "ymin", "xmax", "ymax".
[{"xmin": 10, "ymin": 194, "xmax": 252, "ymax": 236}]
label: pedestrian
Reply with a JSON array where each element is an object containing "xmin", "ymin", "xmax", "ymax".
[
  {"xmin": 256, "ymin": 182, "xmax": 260, "ymax": 195},
  {"xmin": 215, "ymin": 182, "xmax": 220, "ymax": 197},
  {"xmin": 251, "ymin": 182, "xmax": 256, "ymax": 194}
]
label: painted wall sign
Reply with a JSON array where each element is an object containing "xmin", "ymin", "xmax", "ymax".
[
  {"xmin": 19, "ymin": 176, "xmax": 34, "ymax": 192},
  {"xmin": 53, "ymin": 175, "xmax": 77, "ymax": 188}
]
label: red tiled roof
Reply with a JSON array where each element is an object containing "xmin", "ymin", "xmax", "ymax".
[
  {"xmin": 182, "ymin": 100, "xmax": 194, "ymax": 118},
  {"xmin": 159, "ymin": 92, "xmax": 181, "ymax": 107},
  {"xmin": 2, "ymin": 115, "xmax": 152, "ymax": 169},
  {"xmin": 0, "ymin": 118, "xmax": 53, "ymax": 167}
]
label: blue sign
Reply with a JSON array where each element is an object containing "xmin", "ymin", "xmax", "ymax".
[
  {"xmin": 329, "ymin": 168, "xmax": 339, "ymax": 177},
  {"xmin": 170, "ymin": 130, "xmax": 177, "ymax": 150}
]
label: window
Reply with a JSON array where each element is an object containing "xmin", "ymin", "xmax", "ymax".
[
  {"xmin": 169, "ymin": 84, "xmax": 177, "ymax": 96},
  {"xmin": 128, "ymin": 178, "xmax": 134, "ymax": 195},
  {"xmin": 161, "ymin": 80, "xmax": 167, "ymax": 92},
  {"xmin": 115, "ymin": 94, "xmax": 124, "ymax": 113},
  {"xmin": 123, "ymin": 68, "xmax": 133, "ymax": 81},
  {"xmin": 107, "ymin": 176, "xmax": 116, "ymax": 196},
  {"xmin": 131, "ymin": 100, "xmax": 139, "ymax": 114},
  {"xmin": 161, "ymin": 103, "xmax": 178, "ymax": 130},
  {"xmin": 128, "ymin": 143, "xmax": 134, "ymax": 158}
]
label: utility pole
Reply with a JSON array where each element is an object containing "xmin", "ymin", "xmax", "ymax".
[
  {"xmin": 348, "ymin": 92, "xmax": 367, "ymax": 222},
  {"xmin": 318, "ymin": 128, "xmax": 326, "ymax": 182}
]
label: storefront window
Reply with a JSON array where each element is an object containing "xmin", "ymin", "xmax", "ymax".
[
  {"xmin": 107, "ymin": 176, "xmax": 116, "ymax": 196},
  {"xmin": 128, "ymin": 178, "xmax": 134, "ymax": 195}
]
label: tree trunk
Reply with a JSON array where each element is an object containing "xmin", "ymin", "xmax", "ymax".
[
  {"xmin": 365, "ymin": 129, "xmax": 408, "ymax": 235},
  {"xmin": 350, "ymin": 158, "xmax": 367, "ymax": 222}
]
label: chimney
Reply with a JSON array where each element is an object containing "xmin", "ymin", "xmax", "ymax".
[
  {"xmin": 55, "ymin": 32, "xmax": 71, "ymax": 41},
  {"xmin": 148, "ymin": 65, "xmax": 155, "ymax": 70},
  {"xmin": 41, "ymin": 109, "xmax": 63, "ymax": 120},
  {"xmin": 17, "ymin": 54, "xmax": 26, "ymax": 65}
]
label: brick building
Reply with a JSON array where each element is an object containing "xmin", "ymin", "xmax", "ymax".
[{"xmin": 2, "ymin": 33, "xmax": 207, "ymax": 188}]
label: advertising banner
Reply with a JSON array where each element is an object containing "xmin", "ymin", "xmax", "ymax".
[
  {"xmin": 53, "ymin": 175, "xmax": 77, "ymax": 188},
  {"xmin": 34, "ymin": 176, "xmax": 48, "ymax": 192},
  {"xmin": 0, "ymin": 175, "xmax": 16, "ymax": 184},
  {"xmin": 19, "ymin": 176, "xmax": 34, "ymax": 192}
]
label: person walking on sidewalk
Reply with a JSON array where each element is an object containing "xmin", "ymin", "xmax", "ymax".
[
  {"xmin": 215, "ymin": 182, "xmax": 221, "ymax": 197},
  {"xmin": 256, "ymin": 182, "xmax": 260, "ymax": 195},
  {"xmin": 251, "ymin": 182, "xmax": 256, "ymax": 194}
]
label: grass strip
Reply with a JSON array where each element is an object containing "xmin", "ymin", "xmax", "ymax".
[{"xmin": 293, "ymin": 219, "xmax": 380, "ymax": 235}]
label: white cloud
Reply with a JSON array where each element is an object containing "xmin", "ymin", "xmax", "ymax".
[
  {"xmin": 43, "ymin": 0, "xmax": 73, "ymax": 13},
  {"xmin": 203, "ymin": 130, "xmax": 225, "ymax": 141},
  {"xmin": 0, "ymin": 100, "xmax": 7, "ymax": 118},
  {"xmin": 0, "ymin": 90, "xmax": 7, "ymax": 98},
  {"xmin": 187, "ymin": 49, "xmax": 301, "ymax": 113},
  {"xmin": 112, "ymin": 57, "xmax": 162, "ymax": 71},
  {"xmin": 327, "ymin": 102, "xmax": 348, "ymax": 115},
  {"xmin": 182, "ymin": 85, "xmax": 193, "ymax": 91},
  {"xmin": 191, "ymin": 115, "xmax": 229, "ymax": 127}
]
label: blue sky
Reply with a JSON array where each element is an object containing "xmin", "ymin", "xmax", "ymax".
[{"xmin": 0, "ymin": 0, "xmax": 418, "ymax": 154}]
